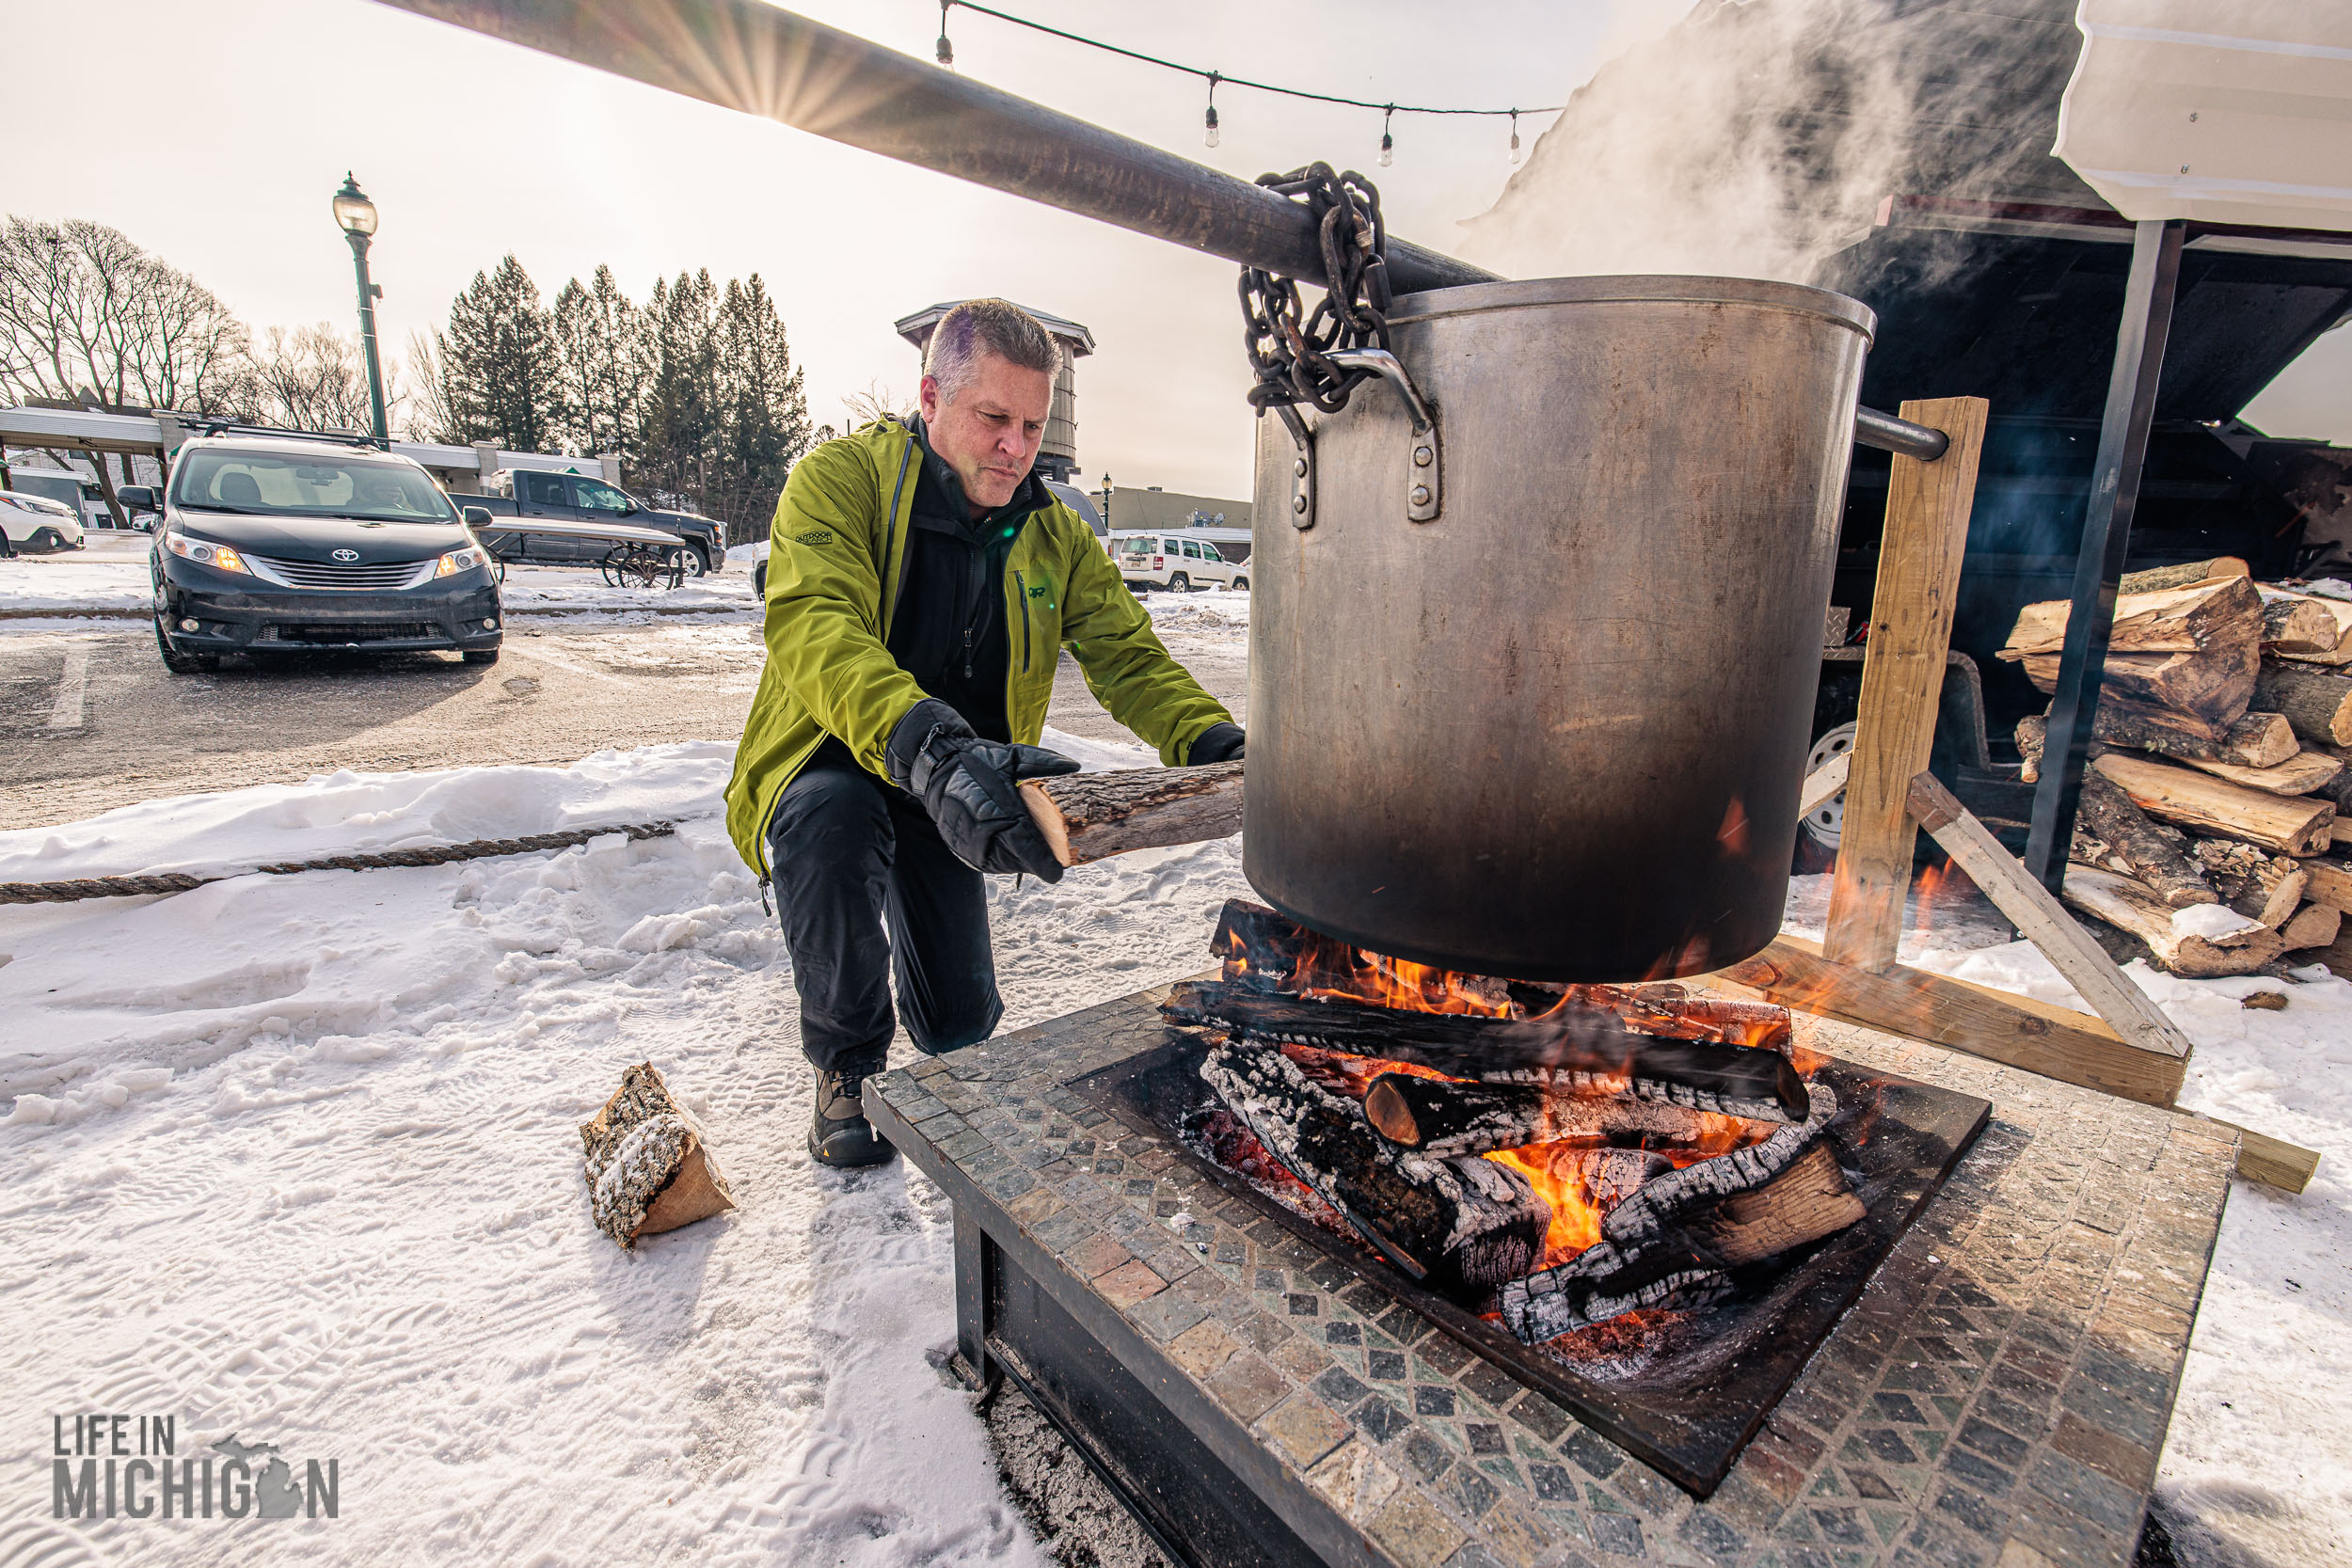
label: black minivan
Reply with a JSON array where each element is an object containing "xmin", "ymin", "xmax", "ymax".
[{"xmin": 137, "ymin": 433, "xmax": 502, "ymax": 673}]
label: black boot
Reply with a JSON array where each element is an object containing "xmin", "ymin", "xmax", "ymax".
[{"xmin": 808, "ymin": 1069, "xmax": 896, "ymax": 1168}]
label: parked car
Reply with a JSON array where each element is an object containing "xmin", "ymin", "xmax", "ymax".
[
  {"xmin": 0, "ymin": 487, "xmax": 86, "ymax": 554},
  {"xmin": 4, "ymin": 465, "xmax": 125, "ymax": 531},
  {"xmin": 461, "ymin": 469, "xmax": 724, "ymax": 575},
  {"xmin": 1112, "ymin": 531, "xmax": 1247, "ymax": 592},
  {"xmin": 132, "ymin": 431, "xmax": 501, "ymax": 673}
]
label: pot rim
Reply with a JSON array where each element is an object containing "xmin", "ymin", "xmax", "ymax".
[{"xmin": 1388, "ymin": 274, "xmax": 1877, "ymax": 346}]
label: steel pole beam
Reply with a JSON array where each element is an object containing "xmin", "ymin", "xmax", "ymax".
[
  {"xmin": 2024, "ymin": 219, "xmax": 2187, "ymax": 894},
  {"xmin": 369, "ymin": 0, "xmax": 1497, "ymax": 294}
]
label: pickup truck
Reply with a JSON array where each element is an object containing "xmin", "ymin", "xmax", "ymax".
[{"xmin": 460, "ymin": 468, "xmax": 724, "ymax": 575}]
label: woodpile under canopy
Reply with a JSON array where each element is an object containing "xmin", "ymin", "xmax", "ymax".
[
  {"xmin": 1165, "ymin": 900, "xmax": 1870, "ymax": 1342},
  {"xmin": 2001, "ymin": 559, "xmax": 2352, "ymax": 977}
]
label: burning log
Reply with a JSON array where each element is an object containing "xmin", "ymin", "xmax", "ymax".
[
  {"xmin": 1019, "ymin": 761, "xmax": 1244, "ymax": 865},
  {"xmin": 1360, "ymin": 1072, "xmax": 1754, "ymax": 1157},
  {"xmin": 1163, "ymin": 981, "xmax": 1808, "ymax": 1121},
  {"xmin": 1496, "ymin": 1083, "xmax": 1858, "ymax": 1342},
  {"xmin": 1210, "ymin": 898, "xmax": 1794, "ymax": 1051},
  {"xmin": 1198, "ymin": 1042, "xmax": 1549, "ymax": 1292}
]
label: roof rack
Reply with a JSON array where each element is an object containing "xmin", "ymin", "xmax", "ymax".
[{"xmin": 183, "ymin": 420, "xmax": 390, "ymax": 451}]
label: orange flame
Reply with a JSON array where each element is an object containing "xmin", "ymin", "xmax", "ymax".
[{"xmin": 1913, "ymin": 855, "xmax": 1958, "ymax": 938}]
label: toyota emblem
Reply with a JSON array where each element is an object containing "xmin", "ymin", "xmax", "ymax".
[{"xmin": 332, "ymin": 548, "xmax": 360, "ymax": 562}]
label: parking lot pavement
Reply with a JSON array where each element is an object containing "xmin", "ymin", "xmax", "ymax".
[{"xmin": 4, "ymin": 616, "xmax": 1251, "ymax": 832}]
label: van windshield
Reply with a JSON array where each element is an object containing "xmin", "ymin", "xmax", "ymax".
[{"xmin": 173, "ymin": 451, "xmax": 456, "ymax": 524}]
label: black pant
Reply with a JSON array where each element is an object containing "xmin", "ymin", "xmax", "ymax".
[{"xmin": 766, "ymin": 740, "xmax": 1002, "ymax": 1077}]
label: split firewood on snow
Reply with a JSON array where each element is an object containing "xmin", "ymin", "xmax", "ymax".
[
  {"xmin": 2015, "ymin": 708, "xmax": 2297, "ymax": 775},
  {"xmin": 2013, "ymin": 720, "xmax": 2217, "ymax": 908},
  {"xmin": 1495, "ymin": 1082, "xmax": 1857, "ymax": 1342},
  {"xmin": 2091, "ymin": 752, "xmax": 2336, "ymax": 856},
  {"xmin": 2281, "ymin": 901, "xmax": 2343, "ymax": 951},
  {"xmin": 2118, "ymin": 557, "xmax": 2247, "ymax": 594},
  {"xmin": 580, "ymin": 1063, "xmax": 736, "ymax": 1248},
  {"xmin": 2011, "ymin": 642, "xmax": 2258, "ymax": 736},
  {"xmin": 2061, "ymin": 866, "xmax": 2287, "ymax": 977},
  {"xmin": 2260, "ymin": 590, "xmax": 2349, "ymax": 658},
  {"xmin": 2000, "ymin": 575, "xmax": 2262, "ymax": 657},
  {"xmin": 2301, "ymin": 857, "xmax": 2352, "ymax": 915},
  {"xmin": 1162, "ymin": 982, "xmax": 1808, "ymax": 1121},
  {"xmin": 2255, "ymin": 660, "xmax": 2352, "ymax": 748},
  {"xmin": 2192, "ymin": 840, "xmax": 2309, "ymax": 929},
  {"xmin": 1019, "ymin": 761, "xmax": 1243, "ymax": 865},
  {"xmin": 1197, "ymin": 1041, "xmax": 1549, "ymax": 1292}
]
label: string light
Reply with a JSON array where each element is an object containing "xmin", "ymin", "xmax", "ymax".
[{"xmin": 930, "ymin": 3, "xmax": 1561, "ymax": 159}]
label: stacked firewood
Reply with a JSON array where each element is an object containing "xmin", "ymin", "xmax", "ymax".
[{"xmin": 2000, "ymin": 556, "xmax": 2352, "ymax": 976}]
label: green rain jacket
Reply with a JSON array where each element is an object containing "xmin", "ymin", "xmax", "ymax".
[{"xmin": 723, "ymin": 418, "xmax": 1236, "ymax": 879}]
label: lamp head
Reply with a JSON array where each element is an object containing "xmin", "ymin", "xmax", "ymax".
[{"xmin": 332, "ymin": 173, "xmax": 378, "ymax": 237}]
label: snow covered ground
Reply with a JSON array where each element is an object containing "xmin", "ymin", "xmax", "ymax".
[
  {"xmin": 0, "ymin": 535, "xmax": 755, "ymax": 620},
  {"xmin": 2, "ymin": 641, "xmax": 2344, "ymax": 1562}
]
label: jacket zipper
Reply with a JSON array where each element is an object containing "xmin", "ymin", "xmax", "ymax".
[
  {"xmin": 1014, "ymin": 569, "xmax": 1032, "ymax": 673},
  {"xmin": 881, "ymin": 433, "xmax": 917, "ymax": 634}
]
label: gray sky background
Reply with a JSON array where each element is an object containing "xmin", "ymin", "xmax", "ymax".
[{"xmin": 2, "ymin": 0, "xmax": 2344, "ymax": 501}]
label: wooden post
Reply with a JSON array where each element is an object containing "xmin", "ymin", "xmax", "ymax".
[{"xmin": 1822, "ymin": 396, "xmax": 1990, "ymax": 972}]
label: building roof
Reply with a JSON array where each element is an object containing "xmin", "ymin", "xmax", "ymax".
[{"xmin": 893, "ymin": 302, "xmax": 1096, "ymax": 356}]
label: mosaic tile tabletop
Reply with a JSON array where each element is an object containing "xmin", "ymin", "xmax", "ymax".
[{"xmin": 869, "ymin": 977, "xmax": 2237, "ymax": 1568}]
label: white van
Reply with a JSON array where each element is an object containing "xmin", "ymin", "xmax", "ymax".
[{"xmin": 1112, "ymin": 531, "xmax": 1247, "ymax": 593}]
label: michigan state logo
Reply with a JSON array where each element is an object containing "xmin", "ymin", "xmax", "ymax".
[{"xmin": 793, "ymin": 529, "xmax": 833, "ymax": 546}]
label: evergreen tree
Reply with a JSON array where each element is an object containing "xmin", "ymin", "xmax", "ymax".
[
  {"xmin": 636, "ymin": 269, "xmax": 722, "ymax": 509},
  {"xmin": 551, "ymin": 264, "xmax": 646, "ymax": 462},
  {"xmin": 710, "ymin": 274, "xmax": 812, "ymax": 535},
  {"xmin": 435, "ymin": 255, "xmax": 559, "ymax": 451}
]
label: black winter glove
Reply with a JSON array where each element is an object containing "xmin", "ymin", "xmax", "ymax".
[
  {"xmin": 886, "ymin": 699, "xmax": 1081, "ymax": 880},
  {"xmin": 1189, "ymin": 722, "xmax": 1247, "ymax": 764}
]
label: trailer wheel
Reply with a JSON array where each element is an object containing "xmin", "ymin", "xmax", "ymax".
[{"xmin": 1794, "ymin": 721, "xmax": 1855, "ymax": 873}]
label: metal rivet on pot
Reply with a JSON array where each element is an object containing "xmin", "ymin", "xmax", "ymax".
[
  {"xmin": 1293, "ymin": 458, "xmax": 1308, "ymax": 478},
  {"xmin": 1292, "ymin": 494, "xmax": 1309, "ymax": 514},
  {"xmin": 1413, "ymin": 446, "xmax": 1433, "ymax": 467},
  {"xmin": 1410, "ymin": 484, "xmax": 1431, "ymax": 506}
]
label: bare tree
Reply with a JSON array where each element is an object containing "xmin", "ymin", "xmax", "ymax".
[
  {"xmin": 402, "ymin": 329, "xmax": 457, "ymax": 443},
  {"xmin": 0, "ymin": 215, "xmax": 247, "ymax": 413},
  {"xmin": 839, "ymin": 379, "xmax": 905, "ymax": 429}
]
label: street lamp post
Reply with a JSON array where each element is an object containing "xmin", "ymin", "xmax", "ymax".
[{"xmin": 332, "ymin": 173, "xmax": 389, "ymax": 444}]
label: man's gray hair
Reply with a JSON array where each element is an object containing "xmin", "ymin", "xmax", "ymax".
[{"xmin": 924, "ymin": 298, "xmax": 1061, "ymax": 402}]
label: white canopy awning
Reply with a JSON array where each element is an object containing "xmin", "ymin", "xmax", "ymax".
[{"xmin": 2056, "ymin": 1, "xmax": 2352, "ymax": 232}]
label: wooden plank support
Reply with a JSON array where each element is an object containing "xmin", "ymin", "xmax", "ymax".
[
  {"xmin": 1716, "ymin": 933, "xmax": 2187, "ymax": 1107},
  {"xmin": 1824, "ymin": 396, "xmax": 1991, "ymax": 972},
  {"xmin": 1903, "ymin": 771, "xmax": 2194, "ymax": 1059},
  {"xmin": 1798, "ymin": 752, "xmax": 1851, "ymax": 818}
]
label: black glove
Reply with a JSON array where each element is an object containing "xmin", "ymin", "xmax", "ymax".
[
  {"xmin": 1189, "ymin": 722, "xmax": 1247, "ymax": 764},
  {"xmin": 886, "ymin": 699, "xmax": 1082, "ymax": 880}
]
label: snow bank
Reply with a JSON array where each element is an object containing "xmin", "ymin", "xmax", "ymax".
[
  {"xmin": 1143, "ymin": 588, "xmax": 1251, "ymax": 633},
  {"xmin": 0, "ymin": 549, "xmax": 150, "ymax": 611}
]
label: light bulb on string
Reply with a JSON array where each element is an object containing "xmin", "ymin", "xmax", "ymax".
[
  {"xmin": 935, "ymin": 0, "xmax": 954, "ymax": 66},
  {"xmin": 1204, "ymin": 71, "xmax": 1220, "ymax": 149},
  {"xmin": 1508, "ymin": 110, "xmax": 1521, "ymax": 165},
  {"xmin": 1378, "ymin": 106, "xmax": 1394, "ymax": 167}
]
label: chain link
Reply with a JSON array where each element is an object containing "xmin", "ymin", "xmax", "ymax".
[{"xmin": 1238, "ymin": 163, "xmax": 1391, "ymax": 416}]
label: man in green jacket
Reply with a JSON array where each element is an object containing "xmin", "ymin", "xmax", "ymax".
[{"xmin": 725, "ymin": 300, "xmax": 1245, "ymax": 1166}]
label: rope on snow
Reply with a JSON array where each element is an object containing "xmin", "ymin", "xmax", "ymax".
[{"xmin": 0, "ymin": 820, "xmax": 679, "ymax": 905}]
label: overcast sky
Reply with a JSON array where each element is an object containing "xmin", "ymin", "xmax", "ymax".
[
  {"xmin": 2, "ymin": 0, "xmax": 2344, "ymax": 501},
  {"xmin": 0, "ymin": 0, "xmax": 1667, "ymax": 499}
]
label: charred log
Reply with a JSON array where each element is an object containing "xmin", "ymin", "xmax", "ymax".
[
  {"xmin": 1361, "ymin": 1071, "xmax": 1751, "ymax": 1156},
  {"xmin": 1164, "ymin": 981, "xmax": 1808, "ymax": 1122},
  {"xmin": 1199, "ymin": 1042, "xmax": 1549, "ymax": 1294},
  {"xmin": 1496, "ymin": 1083, "xmax": 1851, "ymax": 1342}
]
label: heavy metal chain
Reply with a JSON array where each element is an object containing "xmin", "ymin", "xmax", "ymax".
[{"xmin": 1238, "ymin": 163, "xmax": 1392, "ymax": 415}]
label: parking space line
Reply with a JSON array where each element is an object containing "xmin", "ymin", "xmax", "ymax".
[
  {"xmin": 516, "ymin": 643, "xmax": 630, "ymax": 686},
  {"xmin": 45, "ymin": 641, "xmax": 92, "ymax": 732}
]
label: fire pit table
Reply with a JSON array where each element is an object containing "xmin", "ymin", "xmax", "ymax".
[{"xmin": 866, "ymin": 976, "xmax": 2236, "ymax": 1568}]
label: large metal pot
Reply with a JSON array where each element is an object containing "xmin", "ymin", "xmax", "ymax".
[{"xmin": 1245, "ymin": 276, "xmax": 1875, "ymax": 982}]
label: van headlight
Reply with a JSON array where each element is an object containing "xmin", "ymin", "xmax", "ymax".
[
  {"xmin": 435, "ymin": 546, "xmax": 488, "ymax": 578},
  {"xmin": 165, "ymin": 532, "xmax": 249, "ymax": 574}
]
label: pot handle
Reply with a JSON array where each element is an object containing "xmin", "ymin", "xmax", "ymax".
[
  {"xmin": 1326, "ymin": 348, "xmax": 1442, "ymax": 523},
  {"xmin": 1274, "ymin": 404, "xmax": 1317, "ymax": 531}
]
